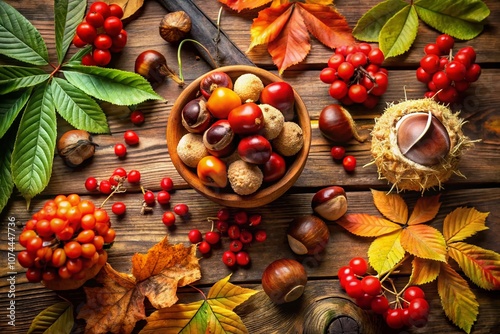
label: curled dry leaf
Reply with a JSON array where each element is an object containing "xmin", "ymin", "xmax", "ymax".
[{"xmin": 107, "ymin": 0, "xmax": 145, "ymax": 20}]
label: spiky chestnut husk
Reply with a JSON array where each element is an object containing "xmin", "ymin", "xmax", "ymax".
[{"xmin": 370, "ymin": 98, "xmax": 476, "ymax": 192}]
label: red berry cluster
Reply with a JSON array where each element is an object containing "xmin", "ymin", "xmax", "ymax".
[
  {"xmin": 416, "ymin": 34, "xmax": 481, "ymax": 103},
  {"xmin": 338, "ymin": 257, "xmax": 429, "ymax": 330},
  {"xmin": 330, "ymin": 146, "xmax": 357, "ymax": 172},
  {"xmin": 320, "ymin": 43, "xmax": 388, "ymax": 108},
  {"xmin": 188, "ymin": 208, "xmax": 267, "ymax": 268},
  {"xmin": 114, "ymin": 130, "xmax": 141, "ymax": 158},
  {"xmin": 73, "ymin": 2, "xmax": 127, "ymax": 67},
  {"xmin": 85, "ymin": 167, "xmax": 141, "ymax": 199},
  {"xmin": 17, "ymin": 195, "xmax": 114, "ymax": 283}
]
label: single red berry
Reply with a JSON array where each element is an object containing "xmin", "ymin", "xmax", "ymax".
[
  {"xmin": 103, "ymin": 16, "xmax": 123, "ymax": 36},
  {"xmin": 368, "ymin": 48, "xmax": 385, "ymax": 66},
  {"xmin": 93, "ymin": 48, "xmax": 111, "ymax": 66},
  {"xmin": 227, "ymin": 225, "xmax": 240, "ymax": 240},
  {"xmin": 349, "ymin": 257, "xmax": 368, "ymax": 275},
  {"xmin": 355, "ymin": 292, "xmax": 374, "ymax": 310},
  {"xmin": 113, "ymin": 167, "xmax": 127, "ymax": 177},
  {"xmin": 343, "ymin": 155, "xmax": 357, "ymax": 172},
  {"xmin": 76, "ymin": 22, "xmax": 97, "ymax": 44},
  {"xmin": 130, "ymin": 110, "xmax": 145, "ymax": 125},
  {"xmin": 114, "ymin": 143, "xmax": 127, "ymax": 157},
  {"xmin": 86, "ymin": 11, "xmax": 104, "ymax": 28},
  {"xmin": 215, "ymin": 220, "xmax": 229, "ymax": 234},
  {"xmin": 330, "ymin": 146, "xmax": 346, "ymax": 160},
  {"xmin": 338, "ymin": 266, "xmax": 354, "ymax": 284},
  {"xmin": 198, "ymin": 241, "xmax": 211, "ymax": 254},
  {"xmin": 423, "ymin": 43, "xmax": 440, "ymax": 56},
  {"xmin": 419, "ymin": 54, "xmax": 440, "ymax": 74},
  {"xmin": 81, "ymin": 53, "xmax": 96, "ymax": 66},
  {"xmin": 162, "ymin": 211, "xmax": 176, "ymax": 226},
  {"xmin": 361, "ymin": 275, "xmax": 382, "ymax": 296},
  {"xmin": 188, "ymin": 229, "xmax": 203, "ymax": 244},
  {"xmin": 127, "ymin": 170, "xmax": 141, "ymax": 183},
  {"xmin": 345, "ymin": 278, "xmax": 364, "ymax": 299},
  {"xmin": 156, "ymin": 191, "xmax": 171, "ymax": 205},
  {"xmin": 217, "ymin": 208, "xmax": 230, "ymax": 221},
  {"xmin": 249, "ymin": 214, "xmax": 262, "ymax": 226},
  {"xmin": 94, "ymin": 34, "xmax": 113, "ymax": 50},
  {"xmin": 111, "ymin": 29, "xmax": 127, "ymax": 50},
  {"xmin": 403, "ymin": 286, "xmax": 426, "ymax": 303},
  {"xmin": 436, "ymin": 34, "xmax": 454, "ymax": 54},
  {"xmin": 173, "ymin": 203, "xmax": 189, "ymax": 216},
  {"xmin": 205, "ymin": 231, "xmax": 220, "ymax": 245},
  {"xmin": 99, "ymin": 180, "xmax": 112, "ymax": 194},
  {"xmin": 229, "ymin": 239, "xmax": 243, "ymax": 252},
  {"xmin": 89, "ymin": 1, "xmax": 111, "ymax": 18},
  {"xmin": 239, "ymin": 229, "xmax": 253, "ymax": 244},
  {"xmin": 108, "ymin": 3, "xmax": 124, "ymax": 19},
  {"xmin": 85, "ymin": 177, "xmax": 98, "ymax": 191},
  {"xmin": 73, "ymin": 34, "xmax": 87, "ymax": 48},
  {"xmin": 371, "ymin": 295, "xmax": 390, "ymax": 314},
  {"xmin": 416, "ymin": 67, "xmax": 432, "ymax": 83},
  {"xmin": 160, "ymin": 177, "xmax": 174, "ymax": 191},
  {"xmin": 236, "ymin": 251, "xmax": 250, "ymax": 266},
  {"xmin": 408, "ymin": 298, "xmax": 430, "ymax": 322},
  {"xmin": 234, "ymin": 210, "xmax": 248, "ymax": 225},
  {"xmin": 385, "ymin": 308, "xmax": 405, "ymax": 329},
  {"xmin": 111, "ymin": 202, "xmax": 126, "ymax": 215},
  {"xmin": 144, "ymin": 191, "xmax": 155, "ymax": 206},
  {"xmin": 222, "ymin": 251, "xmax": 236, "ymax": 267},
  {"xmin": 254, "ymin": 229, "xmax": 267, "ymax": 242},
  {"xmin": 124, "ymin": 130, "xmax": 139, "ymax": 145}
]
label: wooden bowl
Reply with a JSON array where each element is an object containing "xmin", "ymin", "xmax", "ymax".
[{"xmin": 167, "ymin": 65, "xmax": 311, "ymax": 208}]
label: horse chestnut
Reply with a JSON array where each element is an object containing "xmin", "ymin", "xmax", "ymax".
[
  {"xmin": 261, "ymin": 258, "xmax": 307, "ymax": 304},
  {"xmin": 287, "ymin": 215, "xmax": 330, "ymax": 255}
]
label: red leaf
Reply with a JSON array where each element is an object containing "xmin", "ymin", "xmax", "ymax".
[
  {"xmin": 248, "ymin": 3, "xmax": 293, "ymax": 50},
  {"xmin": 297, "ymin": 3, "xmax": 355, "ymax": 48}
]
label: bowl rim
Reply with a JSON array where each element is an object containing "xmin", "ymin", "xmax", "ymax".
[{"xmin": 166, "ymin": 65, "xmax": 311, "ymax": 208}]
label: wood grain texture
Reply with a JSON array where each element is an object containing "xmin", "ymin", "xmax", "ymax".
[{"xmin": 0, "ymin": 0, "xmax": 499, "ymax": 333}]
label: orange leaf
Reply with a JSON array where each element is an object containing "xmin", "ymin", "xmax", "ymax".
[
  {"xmin": 218, "ymin": 0, "xmax": 273, "ymax": 12},
  {"xmin": 448, "ymin": 242, "xmax": 500, "ymax": 290},
  {"xmin": 371, "ymin": 189, "xmax": 408, "ymax": 224},
  {"xmin": 297, "ymin": 3, "xmax": 355, "ymax": 49},
  {"xmin": 268, "ymin": 5, "xmax": 311, "ymax": 74},
  {"xmin": 443, "ymin": 207, "xmax": 489, "ymax": 244},
  {"xmin": 437, "ymin": 262, "xmax": 478, "ymax": 333},
  {"xmin": 400, "ymin": 224, "xmax": 447, "ymax": 262},
  {"xmin": 336, "ymin": 213, "xmax": 401, "ymax": 237},
  {"xmin": 248, "ymin": 3, "xmax": 293, "ymax": 51},
  {"xmin": 407, "ymin": 194, "xmax": 441, "ymax": 225},
  {"xmin": 409, "ymin": 257, "xmax": 441, "ymax": 285}
]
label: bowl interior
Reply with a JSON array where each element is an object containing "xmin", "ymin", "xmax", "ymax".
[{"xmin": 167, "ymin": 65, "xmax": 311, "ymax": 208}]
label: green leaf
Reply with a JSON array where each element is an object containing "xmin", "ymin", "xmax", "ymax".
[
  {"xmin": 0, "ymin": 134, "xmax": 15, "ymax": 214},
  {"xmin": 415, "ymin": 0, "xmax": 490, "ymax": 40},
  {"xmin": 54, "ymin": 0, "xmax": 86, "ymax": 64},
  {"xmin": 68, "ymin": 45, "xmax": 91, "ymax": 63},
  {"xmin": 0, "ymin": 66, "xmax": 50, "ymax": 95},
  {"xmin": 352, "ymin": 0, "xmax": 408, "ymax": 42},
  {"xmin": 12, "ymin": 83, "xmax": 56, "ymax": 203},
  {"xmin": 379, "ymin": 5, "xmax": 419, "ymax": 58},
  {"xmin": 50, "ymin": 78, "xmax": 109, "ymax": 134},
  {"xmin": 28, "ymin": 301, "xmax": 74, "ymax": 334},
  {"xmin": 61, "ymin": 65, "xmax": 164, "ymax": 105},
  {"xmin": 0, "ymin": 1, "xmax": 49, "ymax": 65},
  {"xmin": 0, "ymin": 88, "xmax": 32, "ymax": 139}
]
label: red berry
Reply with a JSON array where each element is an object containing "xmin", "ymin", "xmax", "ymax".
[
  {"xmin": 420, "ymin": 54, "xmax": 440, "ymax": 74},
  {"xmin": 86, "ymin": 11, "xmax": 104, "ymax": 28},
  {"xmin": 457, "ymin": 46, "xmax": 476, "ymax": 63},
  {"xmin": 99, "ymin": 180, "xmax": 112, "ymax": 194},
  {"xmin": 371, "ymin": 295, "xmax": 390, "ymax": 314},
  {"xmin": 113, "ymin": 167, "xmax": 127, "ymax": 177},
  {"xmin": 349, "ymin": 52, "xmax": 368, "ymax": 68},
  {"xmin": 327, "ymin": 53, "xmax": 344, "ymax": 69},
  {"xmin": 355, "ymin": 292, "xmax": 374, "ymax": 310},
  {"xmin": 127, "ymin": 170, "xmax": 141, "ymax": 183},
  {"xmin": 465, "ymin": 63, "xmax": 481, "ymax": 82},
  {"xmin": 173, "ymin": 203, "xmax": 189, "ymax": 216},
  {"xmin": 160, "ymin": 177, "xmax": 174, "ymax": 191},
  {"xmin": 385, "ymin": 308, "xmax": 405, "ymax": 329},
  {"xmin": 76, "ymin": 22, "xmax": 97, "ymax": 44},
  {"xmin": 416, "ymin": 67, "xmax": 432, "ymax": 83},
  {"xmin": 436, "ymin": 34, "xmax": 454, "ymax": 54},
  {"xmin": 408, "ymin": 297, "xmax": 430, "ymax": 322},
  {"xmin": 89, "ymin": 1, "xmax": 111, "ymax": 18},
  {"xmin": 94, "ymin": 34, "xmax": 113, "ymax": 50},
  {"xmin": 361, "ymin": 275, "xmax": 382, "ymax": 296},
  {"xmin": 124, "ymin": 130, "xmax": 139, "ymax": 145},
  {"xmin": 85, "ymin": 177, "xmax": 98, "ymax": 191},
  {"xmin": 93, "ymin": 49, "xmax": 111, "ymax": 66},
  {"xmin": 228, "ymin": 225, "xmax": 240, "ymax": 239},
  {"xmin": 188, "ymin": 229, "xmax": 203, "ymax": 243},
  {"xmin": 254, "ymin": 229, "xmax": 267, "ymax": 242},
  {"xmin": 162, "ymin": 211, "xmax": 176, "ymax": 226},
  {"xmin": 239, "ymin": 229, "xmax": 253, "ymax": 244},
  {"xmin": 236, "ymin": 251, "xmax": 250, "ymax": 266},
  {"xmin": 217, "ymin": 208, "xmax": 230, "ymax": 221},
  {"xmin": 143, "ymin": 191, "xmax": 155, "ymax": 206},
  {"xmin": 198, "ymin": 241, "xmax": 211, "ymax": 254},
  {"xmin": 157, "ymin": 191, "xmax": 171, "ymax": 205},
  {"xmin": 445, "ymin": 60, "xmax": 466, "ymax": 81},
  {"xmin": 130, "ymin": 110, "xmax": 145, "ymax": 125},
  {"xmin": 103, "ymin": 16, "xmax": 123, "ymax": 37},
  {"xmin": 215, "ymin": 220, "xmax": 229, "ymax": 234},
  {"xmin": 345, "ymin": 278, "xmax": 364, "ymax": 298},
  {"xmin": 368, "ymin": 48, "xmax": 385, "ymax": 66},
  {"xmin": 403, "ymin": 286, "xmax": 425, "ymax": 303},
  {"xmin": 423, "ymin": 43, "xmax": 440, "ymax": 56},
  {"xmin": 348, "ymin": 84, "xmax": 368, "ymax": 103},
  {"xmin": 234, "ymin": 210, "xmax": 248, "ymax": 225},
  {"xmin": 371, "ymin": 72, "xmax": 388, "ymax": 96},
  {"xmin": 432, "ymin": 71, "xmax": 451, "ymax": 90},
  {"xmin": 229, "ymin": 239, "xmax": 243, "ymax": 252},
  {"xmin": 73, "ymin": 34, "xmax": 87, "ymax": 48},
  {"xmin": 249, "ymin": 214, "xmax": 262, "ymax": 226},
  {"xmin": 81, "ymin": 53, "xmax": 96, "ymax": 66},
  {"xmin": 111, "ymin": 202, "xmax": 126, "ymax": 215},
  {"xmin": 108, "ymin": 4, "xmax": 124, "ymax": 19},
  {"xmin": 342, "ymin": 155, "xmax": 356, "ymax": 172},
  {"xmin": 337, "ymin": 62, "xmax": 355, "ymax": 81},
  {"xmin": 222, "ymin": 250, "xmax": 236, "ymax": 267},
  {"xmin": 328, "ymin": 80, "xmax": 348, "ymax": 100},
  {"xmin": 330, "ymin": 146, "xmax": 346, "ymax": 160},
  {"xmin": 349, "ymin": 257, "xmax": 368, "ymax": 275},
  {"xmin": 114, "ymin": 143, "xmax": 127, "ymax": 157},
  {"xmin": 205, "ymin": 231, "xmax": 220, "ymax": 245},
  {"xmin": 319, "ymin": 67, "xmax": 337, "ymax": 84}
]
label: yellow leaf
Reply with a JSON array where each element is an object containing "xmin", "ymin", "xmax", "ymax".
[
  {"xmin": 443, "ymin": 207, "xmax": 489, "ymax": 244},
  {"xmin": 448, "ymin": 242, "xmax": 500, "ymax": 290},
  {"xmin": 336, "ymin": 213, "xmax": 401, "ymax": 237},
  {"xmin": 306, "ymin": 0, "xmax": 334, "ymax": 5},
  {"xmin": 207, "ymin": 274, "xmax": 260, "ymax": 311},
  {"xmin": 368, "ymin": 230, "xmax": 405, "ymax": 275},
  {"xmin": 409, "ymin": 257, "xmax": 440, "ymax": 285},
  {"xmin": 107, "ymin": 0, "xmax": 144, "ymax": 20},
  {"xmin": 371, "ymin": 189, "xmax": 408, "ymax": 224},
  {"xmin": 407, "ymin": 194, "xmax": 441, "ymax": 225},
  {"xmin": 438, "ymin": 262, "xmax": 478, "ymax": 334},
  {"xmin": 400, "ymin": 225, "xmax": 447, "ymax": 262}
]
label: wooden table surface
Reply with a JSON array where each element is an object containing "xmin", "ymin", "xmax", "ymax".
[{"xmin": 1, "ymin": 0, "xmax": 499, "ymax": 333}]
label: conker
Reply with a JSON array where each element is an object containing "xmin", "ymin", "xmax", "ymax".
[
  {"xmin": 261, "ymin": 258, "xmax": 307, "ymax": 304},
  {"xmin": 237, "ymin": 135, "xmax": 272, "ymax": 164},
  {"xmin": 159, "ymin": 11, "xmax": 192, "ymax": 44},
  {"xmin": 287, "ymin": 215, "xmax": 330, "ymax": 255},
  {"xmin": 200, "ymin": 71, "xmax": 233, "ymax": 100},
  {"xmin": 181, "ymin": 98, "xmax": 212, "ymax": 133},
  {"xmin": 311, "ymin": 186, "xmax": 348, "ymax": 221},
  {"xmin": 318, "ymin": 104, "xmax": 364, "ymax": 143},
  {"xmin": 203, "ymin": 120, "xmax": 235, "ymax": 157},
  {"xmin": 396, "ymin": 111, "xmax": 451, "ymax": 166},
  {"xmin": 134, "ymin": 50, "xmax": 184, "ymax": 86},
  {"xmin": 57, "ymin": 130, "xmax": 97, "ymax": 167}
]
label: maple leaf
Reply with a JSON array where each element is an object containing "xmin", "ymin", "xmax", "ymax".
[
  {"xmin": 78, "ymin": 236, "xmax": 201, "ymax": 334},
  {"xmin": 409, "ymin": 257, "xmax": 441, "ymax": 285},
  {"xmin": 140, "ymin": 275, "xmax": 259, "ymax": 334}
]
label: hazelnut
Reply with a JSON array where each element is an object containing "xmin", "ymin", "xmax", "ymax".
[
  {"xmin": 311, "ymin": 186, "xmax": 348, "ymax": 221},
  {"xmin": 57, "ymin": 130, "xmax": 97, "ymax": 167},
  {"xmin": 159, "ymin": 11, "xmax": 192, "ymax": 43},
  {"xmin": 262, "ymin": 259, "xmax": 307, "ymax": 304},
  {"xmin": 273, "ymin": 121, "xmax": 303, "ymax": 156},
  {"xmin": 259, "ymin": 104, "xmax": 284, "ymax": 140},
  {"xmin": 177, "ymin": 133, "xmax": 209, "ymax": 168},
  {"xmin": 228, "ymin": 160, "xmax": 263, "ymax": 195},
  {"xmin": 233, "ymin": 73, "xmax": 264, "ymax": 103},
  {"xmin": 287, "ymin": 215, "xmax": 330, "ymax": 255},
  {"xmin": 396, "ymin": 111, "xmax": 451, "ymax": 166}
]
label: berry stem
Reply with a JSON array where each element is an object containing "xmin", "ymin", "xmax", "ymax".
[
  {"xmin": 379, "ymin": 254, "xmax": 410, "ymax": 283},
  {"xmin": 100, "ymin": 178, "xmax": 127, "ymax": 208}
]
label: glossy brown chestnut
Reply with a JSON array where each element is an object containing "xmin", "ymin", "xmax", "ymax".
[
  {"xmin": 318, "ymin": 104, "xmax": 364, "ymax": 143},
  {"xmin": 262, "ymin": 152, "xmax": 286, "ymax": 183},
  {"xmin": 287, "ymin": 215, "xmax": 330, "ymax": 255},
  {"xmin": 203, "ymin": 119, "xmax": 235, "ymax": 157},
  {"xmin": 311, "ymin": 186, "xmax": 348, "ymax": 221},
  {"xmin": 237, "ymin": 135, "xmax": 272, "ymax": 164},
  {"xmin": 261, "ymin": 258, "xmax": 307, "ymax": 304},
  {"xmin": 396, "ymin": 111, "xmax": 451, "ymax": 166},
  {"xmin": 181, "ymin": 98, "xmax": 212, "ymax": 133}
]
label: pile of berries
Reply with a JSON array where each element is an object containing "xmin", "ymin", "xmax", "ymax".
[
  {"xmin": 338, "ymin": 257, "xmax": 430, "ymax": 330},
  {"xmin": 188, "ymin": 208, "xmax": 267, "ymax": 268},
  {"xmin": 73, "ymin": 2, "xmax": 127, "ymax": 67},
  {"xmin": 416, "ymin": 34, "xmax": 481, "ymax": 103},
  {"xmin": 320, "ymin": 43, "xmax": 388, "ymax": 108},
  {"xmin": 18, "ymin": 195, "xmax": 114, "ymax": 283},
  {"xmin": 84, "ymin": 167, "xmax": 141, "ymax": 198}
]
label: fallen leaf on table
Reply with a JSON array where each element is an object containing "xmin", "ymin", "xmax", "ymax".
[
  {"xmin": 78, "ymin": 236, "xmax": 201, "ymax": 334},
  {"xmin": 107, "ymin": 0, "xmax": 144, "ymax": 20},
  {"xmin": 28, "ymin": 301, "xmax": 74, "ymax": 334},
  {"xmin": 141, "ymin": 274, "xmax": 259, "ymax": 334}
]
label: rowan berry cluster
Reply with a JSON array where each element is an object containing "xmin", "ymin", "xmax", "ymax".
[
  {"xmin": 188, "ymin": 208, "xmax": 267, "ymax": 268},
  {"xmin": 338, "ymin": 257, "xmax": 430, "ymax": 330},
  {"xmin": 18, "ymin": 195, "xmax": 113, "ymax": 283},
  {"xmin": 416, "ymin": 34, "xmax": 481, "ymax": 103},
  {"xmin": 320, "ymin": 43, "xmax": 388, "ymax": 108},
  {"xmin": 73, "ymin": 2, "xmax": 127, "ymax": 67}
]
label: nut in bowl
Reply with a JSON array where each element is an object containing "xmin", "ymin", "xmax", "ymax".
[{"xmin": 167, "ymin": 65, "xmax": 311, "ymax": 208}]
